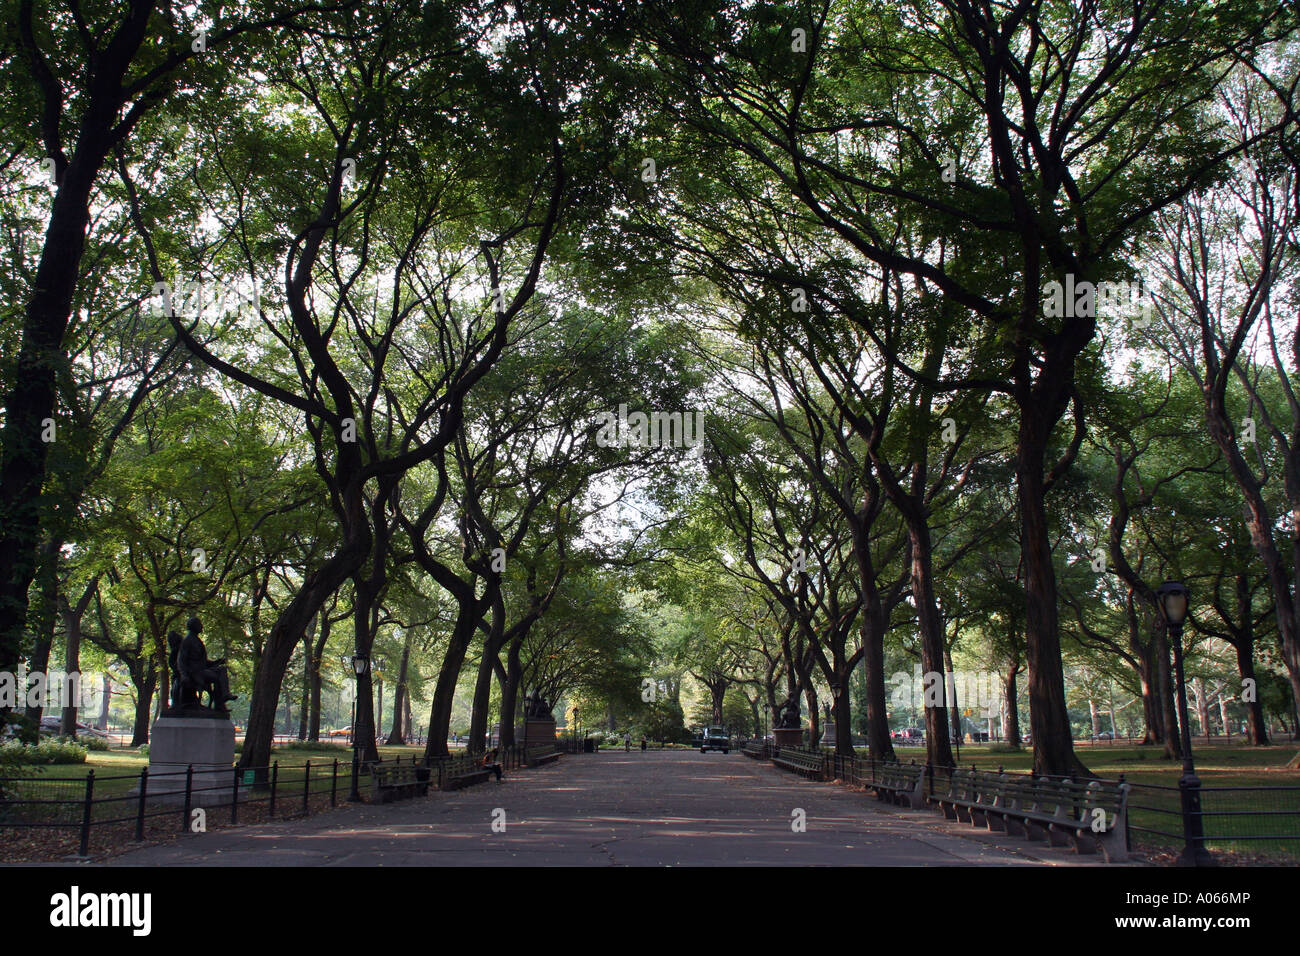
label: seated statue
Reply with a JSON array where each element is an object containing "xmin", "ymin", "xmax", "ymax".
[
  {"xmin": 167, "ymin": 616, "xmax": 237, "ymax": 716},
  {"xmin": 524, "ymin": 689, "xmax": 552, "ymax": 721},
  {"xmin": 775, "ymin": 693, "xmax": 801, "ymax": 729}
]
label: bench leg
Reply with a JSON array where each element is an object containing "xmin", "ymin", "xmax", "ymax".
[
  {"xmin": 1024, "ymin": 818, "xmax": 1049, "ymax": 841},
  {"xmin": 1068, "ymin": 830, "xmax": 1098, "ymax": 855},
  {"xmin": 970, "ymin": 807, "xmax": 988, "ymax": 827},
  {"xmin": 986, "ymin": 810, "xmax": 1006, "ymax": 832},
  {"xmin": 1046, "ymin": 823, "xmax": 1071, "ymax": 848},
  {"xmin": 939, "ymin": 800, "xmax": 958, "ymax": 821},
  {"xmin": 955, "ymin": 804, "xmax": 972, "ymax": 824}
]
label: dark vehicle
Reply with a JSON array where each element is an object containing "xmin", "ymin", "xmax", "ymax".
[{"xmin": 700, "ymin": 726, "xmax": 730, "ymax": 754}]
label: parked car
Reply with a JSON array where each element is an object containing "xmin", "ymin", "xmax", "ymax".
[{"xmin": 700, "ymin": 726, "xmax": 730, "ymax": 754}]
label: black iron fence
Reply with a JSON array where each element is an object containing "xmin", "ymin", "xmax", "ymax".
[
  {"xmin": 0, "ymin": 741, "xmax": 562, "ymax": 860},
  {"xmin": 752, "ymin": 745, "xmax": 1300, "ymax": 864}
]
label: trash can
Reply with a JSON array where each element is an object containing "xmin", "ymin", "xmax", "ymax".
[{"xmin": 583, "ymin": 737, "xmax": 594, "ymax": 753}]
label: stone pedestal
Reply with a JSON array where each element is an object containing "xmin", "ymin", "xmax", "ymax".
[
  {"xmin": 773, "ymin": 727, "xmax": 805, "ymax": 749},
  {"xmin": 819, "ymin": 720, "xmax": 838, "ymax": 749},
  {"xmin": 522, "ymin": 718, "xmax": 556, "ymax": 747},
  {"xmin": 138, "ymin": 717, "xmax": 238, "ymax": 806}
]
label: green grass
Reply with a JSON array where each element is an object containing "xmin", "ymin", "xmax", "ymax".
[{"xmin": 879, "ymin": 741, "xmax": 1300, "ymax": 862}]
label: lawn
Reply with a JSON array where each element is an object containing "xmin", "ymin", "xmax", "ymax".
[{"xmin": 880, "ymin": 741, "xmax": 1300, "ymax": 863}]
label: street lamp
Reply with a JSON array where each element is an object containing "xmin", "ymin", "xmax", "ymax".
[
  {"xmin": 343, "ymin": 653, "xmax": 370, "ymax": 802},
  {"xmin": 1156, "ymin": 580, "xmax": 1213, "ymax": 867}
]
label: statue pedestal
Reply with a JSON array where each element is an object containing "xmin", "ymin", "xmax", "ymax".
[
  {"xmin": 819, "ymin": 720, "xmax": 837, "ymax": 749},
  {"xmin": 773, "ymin": 727, "xmax": 805, "ymax": 749},
  {"xmin": 522, "ymin": 719, "xmax": 556, "ymax": 747},
  {"xmin": 137, "ymin": 717, "xmax": 239, "ymax": 806}
]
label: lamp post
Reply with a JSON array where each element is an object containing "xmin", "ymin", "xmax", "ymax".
[
  {"xmin": 1157, "ymin": 580, "xmax": 1213, "ymax": 867},
  {"xmin": 343, "ymin": 653, "xmax": 370, "ymax": 802}
]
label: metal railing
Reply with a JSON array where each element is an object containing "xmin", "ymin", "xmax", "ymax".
[
  {"xmin": 0, "ymin": 742, "xmax": 564, "ymax": 860},
  {"xmin": 750, "ymin": 747, "xmax": 1300, "ymax": 864}
]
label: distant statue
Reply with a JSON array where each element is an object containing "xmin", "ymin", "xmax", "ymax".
[
  {"xmin": 524, "ymin": 689, "xmax": 553, "ymax": 721},
  {"xmin": 166, "ymin": 616, "xmax": 236, "ymax": 717},
  {"xmin": 823, "ymin": 699, "xmax": 833, "ymax": 722},
  {"xmin": 775, "ymin": 693, "xmax": 801, "ymax": 729}
]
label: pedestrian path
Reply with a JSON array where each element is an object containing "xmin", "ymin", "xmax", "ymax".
[{"xmin": 100, "ymin": 751, "xmax": 1084, "ymax": 866}]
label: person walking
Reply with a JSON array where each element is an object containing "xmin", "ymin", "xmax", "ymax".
[
  {"xmin": 640, "ymin": 736, "xmax": 647, "ymax": 751},
  {"xmin": 624, "ymin": 731, "xmax": 631, "ymax": 752}
]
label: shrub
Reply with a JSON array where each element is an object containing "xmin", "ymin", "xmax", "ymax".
[
  {"xmin": 276, "ymin": 741, "xmax": 341, "ymax": 753},
  {"xmin": 80, "ymin": 736, "xmax": 111, "ymax": 752},
  {"xmin": 138, "ymin": 744, "xmax": 150, "ymax": 759},
  {"xmin": 0, "ymin": 738, "xmax": 87, "ymax": 766}
]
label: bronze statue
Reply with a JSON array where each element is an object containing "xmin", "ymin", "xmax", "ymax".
[
  {"xmin": 166, "ymin": 616, "xmax": 236, "ymax": 717},
  {"xmin": 774, "ymin": 692, "xmax": 801, "ymax": 729},
  {"xmin": 524, "ymin": 689, "xmax": 552, "ymax": 721}
]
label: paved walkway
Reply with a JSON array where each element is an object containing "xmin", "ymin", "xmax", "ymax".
[{"xmin": 99, "ymin": 752, "xmax": 1095, "ymax": 866}]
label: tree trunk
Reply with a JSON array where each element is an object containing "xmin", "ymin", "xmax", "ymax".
[
  {"xmin": 944, "ymin": 643, "xmax": 961, "ymax": 751},
  {"xmin": 387, "ymin": 631, "xmax": 412, "ymax": 744},
  {"xmin": 498, "ymin": 636, "xmax": 524, "ymax": 748},
  {"xmin": 350, "ymin": 575, "xmax": 379, "ymax": 763},
  {"xmin": 804, "ymin": 684, "xmax": 818, "ymax": 749},
  {"xmin": 238, "ymin": 534, "xmax": 368, "ymax": 772},
  {"xmin": 1155, "ymin": 625, "xmax": 1181, "ymax": 760},
  {"xmin": 903, "ymin": 523, "xmax": 955, "ymax": 768},
  {"xmin": 0, "ymin": 132, "xmax": 112, "ymax": 682},
  {"xmin": 298, "ymin": 630, "xmax": 311, "ymax": 740},
  {"xmin": 423, "ymin": 597, "xmax": 481, "ymax": 760},
  {"xmin": 96, "ymin": 672, "xmax": 110, "ymax": 731},
  {"xmin": 1017, "ymin": 420, "xmax": 1087, "ymax": 776},
  {"xmin": 1003, "ymin": 665, "xmax": 1021, "ymax": 747},
  {"xmin": 1193, "ymin": 678, "xmax": 1211, "ymax": 740},
  {"xmin": 1234, "ymin": 640, "xmax": 1269, "ymax": 744},
  {"xmin": 130, "ymin": 666, "xmax": 156, "ymax": 747},
  {"xmin": 22, "ymin": 538, "xmax": 61, "ymax": 724},
  {"xmin": 469, "ymin": 594, "xmax": 506, "ymax": 751},
  {"xmin": 59, "ymin": 590, "xmax": 88, "ymax": 737},
  {"xmin": 710, "ymin": 680, "xmax": 726, "ymax": 725}
]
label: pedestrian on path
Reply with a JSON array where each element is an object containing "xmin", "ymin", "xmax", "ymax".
[
  {"xmin": 624, "ymin": 731, "xmax": 631, "ymax": 752},
  {"xmin": 640, "ymin": 736, "xmax": 647, "ymax": 751}
]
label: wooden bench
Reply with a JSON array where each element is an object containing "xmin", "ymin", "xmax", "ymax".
[
  {"xmin": 439, "ymin": 756, "xmax": 493, "ymax": 791},
  {"xmin": 931, "ymin": 768, "xmax": 1130, "ymax": 862},
  {"xmin": 771, "ymin": 748, "xmax": 826, "ymax": 780},
  {"xmin": 526, "ymin": 747, "xmax": 561, "ymax": 767},
  {"xmin": 370, "ymin": 762, "xmax": 430, "ymax": 803},
  {"xmin": 741, "ymin": 741, "xmax": 767, "ymax": 760},
  {"xmin": 870, "ymin": 761, "xmax": 926, "ymax": 810}
]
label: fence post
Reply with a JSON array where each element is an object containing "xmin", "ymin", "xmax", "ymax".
[
  {"xmin": 231, "ymin": 767, "xmax": 241, "ymax": 824},
  {"xmin": 135, "ymin": 767, "xmax": 148, "ymax": 841},
  {"xmin": 331, "ymin": 759, "xmax": 338, "ymax": 807},
  {"xmin": 181, "ymin": 765, "xmax": 194, "ymax": 834},
  {"xmin": 78, "ymin": 769, "xmax": 95, "ymax": 857},
  {"xmin": 303, "ymin": 760, "xmax": 311, "ymax": 815},
  {"xmin": 269, "ymin": 761, "xmax": 278, "ymax": 818}
]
